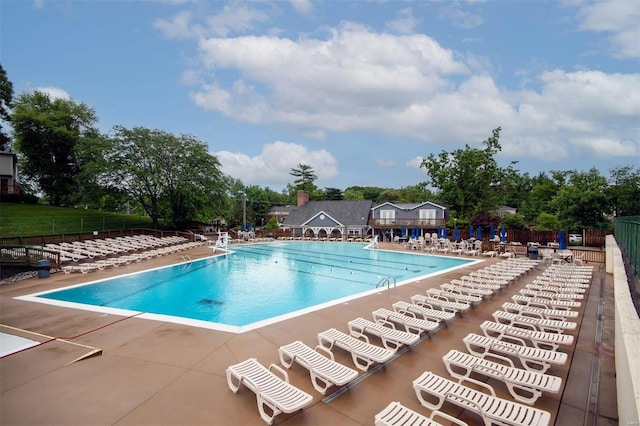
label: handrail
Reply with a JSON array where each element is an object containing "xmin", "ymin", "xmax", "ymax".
[
  {"xmin": 376, "ymin": 276, "xmax": 396, "ymax": 289},
  {"xmin": 364, "ymin": 235, "xmax": 379, "ymax": 250}
]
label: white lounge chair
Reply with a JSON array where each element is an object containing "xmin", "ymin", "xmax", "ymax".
[
  {"xmin": 61, "ymin": 263, "xmax": 101, "ymax": 274},
  {"xmin": 374, "ymin": 401, "xmax": 468, "ymax": 426},
  {"xmin": 501, "ymin": 302, "xmax": 579, "ymax": 320},
  {"xmin": 226, "ymin": 358, "xmax": 313, "ymax": 425},
  {"xmin": 317, "ymin": 328, "xmax": 394, "ymax": 371},
  {"xmin": 392, "ymin": 301, "xmax": 456, "ymax": 323},
  {"xmin": 442, "ymin": 349, "xmax": 562, "ymax": 405},
  {"xmin": 278, "ymin": 340, "xmax": 358, "ymax": 395},
  {"xmin": 511, "ymin": 295, "xmax": 581, "ymax": 311},
  {"xmin": 440, "ymin": 283, "xmax": 493, "ymax": 298},
  {"xmin": 348, "ymin": 317, "xmax": 420, "ymax": 351},
  {"xmin": 372, "ymin": 308, "xmax": 440, "ymax": 335},
  {"xmin": 413, "ymin": 371, "xmax": 551, "ymax": 425},
  {"xmin": 480, "ymin": 320, "xmax": 574, "ymax": 351},
  {"xmin": 463, "ymin": 333, "xmax": 568, "ymax": 373},
  {"xmin": 410, "ymin": 294, "xmax": 471, "ymax": 314},
  {"xmin": 492, "ymin": 310, "xmax": 577, "ymax": 333},
  {"xmin": 524, "ymin": 283, "xmax": 586, "ymax": 294},
  {"xmin": 426, "ymin": 288, "xmax": 482, "ymax": 305},
  {"xmin": 519, "ymin": 288, "xmax": 584, "ymax": 301}
]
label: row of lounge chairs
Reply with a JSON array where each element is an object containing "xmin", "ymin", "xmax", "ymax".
[
  {"xmin": 376, "ymin": 261, "xmax": 592, "ymax": 426},
  {"xmin": 44, "ymin": 235, "xmax": 201, "ymax": 274},
  {"xmin": 226, "ymin": 258, "xmax": 540, "ymax": 424}
]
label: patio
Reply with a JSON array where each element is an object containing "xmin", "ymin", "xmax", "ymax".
[{"xmin": 0, "ymin": 242, "xmax": 617, "ymax": 425}]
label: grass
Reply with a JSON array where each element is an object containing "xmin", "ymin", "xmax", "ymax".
[{"xmin": 0, "ymin": 203, "xmax": 155, "ymax": 238}]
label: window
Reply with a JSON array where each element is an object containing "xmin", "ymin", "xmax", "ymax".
[
  {"xmin": 379, "ymin": 209, "xmax": 395, "ymax": 225},
  {"xmin": 419, "ymin": 209, "xmax": 436, "ymax": 225}
]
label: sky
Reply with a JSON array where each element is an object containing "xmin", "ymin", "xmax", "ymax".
[{"xmin": 2, "ymin": 0, "xmax": 639, "ymax": 192}]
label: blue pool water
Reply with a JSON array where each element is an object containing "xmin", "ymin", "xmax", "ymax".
[{"xmin": 28, "ymin": 242, "xmax": 474, "ymax": 330}]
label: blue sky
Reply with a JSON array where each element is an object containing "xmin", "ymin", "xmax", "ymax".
[{"xmin": 2, "ymin": 0, "xmax": 639, "ymax": 192}]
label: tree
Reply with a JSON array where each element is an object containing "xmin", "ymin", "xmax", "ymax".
[
  {"xmin": 12, "ymin": 91, "xmax": 98, "ymax": 205},
  {"xmin": 376, "ymin": 188, "xmax": 402, "ymax": 203},
  {"xmin": 608, "ymin": 165, "xmax": 640, "ymax": 217},
  {"xmin": 343, "ymin": 188, "xmax": 365, "ymax": 200},
  {"xmin": 0, "ymin": 64, "xmax": 14, "ymax": 151},
  {"xmin": 534, "ymin": 212, "xmax": 561, "ymax": 231},
  {"xmin": 103, "ymin": 126, "xmax": 227, "ymax": 228},
  {"xmin": 289, "ymin": 163, "xmax": 318, "ymax": 193},
  {"xmin": 550, "ymin": 168, "xmax": 610, "ymax": 229},
  {"xmin": 324, "ymin": 187, "xmax": 344, "ymax": 200},
  {"xmin": 499, "ymin": 212, "xmax": 526, "ymax": 230},
  {"xmin": 344, "ymin": 185, "xmax": 386, "ymax": 201},
  {"xmin": 397, "ymin": 183, "xmax": 436, "ymax": 203},
  {"xmin": 420, "ymin": 127, "xmax": 517, "ymax": 219}
]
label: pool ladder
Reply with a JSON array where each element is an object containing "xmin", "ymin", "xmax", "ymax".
[{"xmin": 376, "ymin": 276, "xmax": 396, "ymax": 289}]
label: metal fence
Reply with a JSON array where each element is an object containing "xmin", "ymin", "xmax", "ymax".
[
  {"xmin": 616, "ymin": 216, "xmax": 640, "ymax": 276},
  {"xmin": 0, "ymin": 215, "xmax": 152, "ymax": 238}
]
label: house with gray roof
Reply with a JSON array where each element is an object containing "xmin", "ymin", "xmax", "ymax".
[
  {"xmin": 369, "ymin": 201, "xmax": 448, "ymax": 238},
  {"xmin": 282, "ymin": 192, "xmax": 373, "ymax": 239}
]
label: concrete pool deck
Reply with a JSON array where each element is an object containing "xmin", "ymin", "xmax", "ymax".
[{"xmin": 0, "ymin": 242, "xmax": 617, "ymax": 425}]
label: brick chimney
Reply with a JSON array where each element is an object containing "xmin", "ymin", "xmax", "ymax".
[{"xmin": 297, "ymin": 190, "xmax": 309, "ymax": 207}]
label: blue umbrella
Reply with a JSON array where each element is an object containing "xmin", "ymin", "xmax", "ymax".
[
  {"xmin": 241, "ymin": 223, "xmax": 245, "ymax": 231},
  {"xmin": 500, "ymin": 227, "xmax": 507, "ymax": 242},
  {"xmin": 469, "ymin": 225, "xmax": 474, "ymax": 240},
  {"xmin": 476, "ymin": 227, "xmax": 482, "ymax": 241},
  {"xmin": 443, "ymin": 227, "xmax": 447, "ymax": 239},
  {"xmin": 401, "ymin": 225, "xmax": 405, "ymax": 237},
  {"xmin": 558, "ymin": 230, "xmax": 567, "ymax": 249},
  {"xmin": 490, "ymin": 226, "xmax": 495, "ymax": 240},
  {"xmin": 454, "ymin": 227, "xmax": 460, "ymax": 242}
]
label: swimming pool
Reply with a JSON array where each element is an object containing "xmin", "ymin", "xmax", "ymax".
[{"xmin": 19, "ymin": 242, "xmax": 477, "ymax": 332}]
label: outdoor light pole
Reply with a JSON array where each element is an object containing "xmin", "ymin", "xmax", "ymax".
[{"xmin": 242, "ymin": 192, "xmax": 246, "ymax": 230}]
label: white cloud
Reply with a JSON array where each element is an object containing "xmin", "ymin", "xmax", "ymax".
[
  {"xmin": 179, "ymin": 18, "xmax": 638, "ymax": 167},
  {"xmin": 289, "ymin": 0, "xmax": 313, "ymax": 16},
  {"xmin": 154, "ymin": 11, "xmax": 202, "ymax": 39},
  {"xmin": 437, "ymin": 2, "xmax": 484, "ymax": 29},
  {"xmin": 205, "ymin": 2, "xmax": 269, "ymax": 37},
  {"xmin": 154, "ymin": 3, "xmax": 269, "ymax": 39},
  {"xmin": 194, "ymin": 23, "xmax": 468, "ymax": 136},
  {"xmin": 576, "ymin": 0, "xmax": 640, "ymax": 58},
  {"xmin": 376, "ymin": 157, "xmax": 397, "ymax": 167},
  {"xmin": 34, "ymin": 87, "xmax": 71, "ymax": 100},
  {"xmin": 385, "ymin": 8, "xmax": 418, "ymax": 34},
  {"xmin": 215, "ymin": 141, "xmax": 338, "ymax": 187},
  {"xmin": 405, "ymin": 156, "xmax": 424, "ymax": 170}
]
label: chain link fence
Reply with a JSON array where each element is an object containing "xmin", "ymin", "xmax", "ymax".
[{"xmin": 0, "ymin": 215, "xmax": 153, "ymax": 239}]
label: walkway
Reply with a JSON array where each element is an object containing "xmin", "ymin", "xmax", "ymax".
[{"xmin": 0, "ymin": 242, "xmax": 618, "ymax": 425}]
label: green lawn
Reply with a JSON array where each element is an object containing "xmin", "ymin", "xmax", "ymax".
[{"xmin": 0, "ymin": 203, "xmax": 155, "ymax": 238}]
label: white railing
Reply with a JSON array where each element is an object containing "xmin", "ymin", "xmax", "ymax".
[{"xmin": 606, "ymin": 235, "xmax": 640, "ymax": 425}]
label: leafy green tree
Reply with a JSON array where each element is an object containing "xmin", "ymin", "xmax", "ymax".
[
  {"xmin": 500, "ymin": 212, "xmax": 526, "ymax": 230},
  {"xmin": 550, "ymin": 168, "xmax": 610, "ymax": 229},
  {"xmin": 265, "ymin": 216, "xmax": 280, "ymax": 230},
  {"xmin": 518, "ymin": 172, "xmax": 560, "ymax": 225},
  {"xmin": 343, "ymin": 188, "xmax": 365, "ymax": 200},
  {"xmin": 534, "ymin": 212, "xmax": 561, "ymax": 231},
  {"xmin": 289, "ymin": 163, "xmax": 318, "ymax": 193},
  {"xmin": 376, "ymin": 188, "xmax": 402, "ymax": 203},
  {"xmin": 608, "ymin": 165, "xmax": 640, "ymax": 217},
  {"xmin": 103, "ymin": 126, "xmax": 226, "ymax": 228},
  {"xmin": 344, "ymin": 186, "xmax": 386, "ymax": 201},
  {"xmin": 420, "ymin": 127, "xmax": 517, "ymax": 219},
  {"xmin": 0, "ymin": 64, "xmax": 14, "ymax": 151},
  {"xmin": 12, "ymin": 91, "xmax": 98, "ymax": 206},
  {"xmin": 324, "ymin": 187, "xmax": 344, "ymax": 200},
  {"xmin": 397, "ymin": 183, "xmax": 435, "ymax": 203}
]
